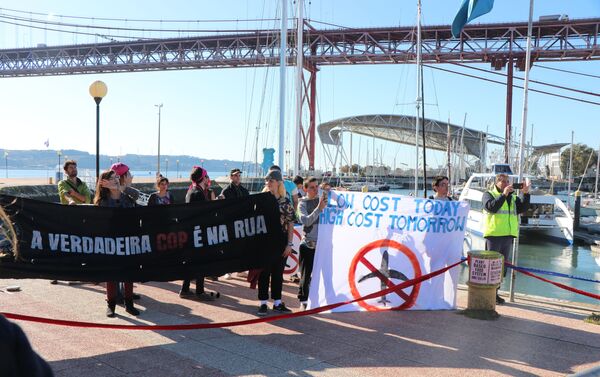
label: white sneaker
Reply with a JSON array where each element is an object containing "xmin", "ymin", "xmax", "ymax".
[{"xmin": 224, "ymin": 273, "xmax": 232, "ymax": 280}]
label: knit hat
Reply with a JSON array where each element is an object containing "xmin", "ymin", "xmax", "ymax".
[
  {"xmin": 265, "ymin": 169, "xmax": 283, "ymax": 182},
  {"xmin": 110, "ymin": 162, "xmax": 129, "ymax": 176}
]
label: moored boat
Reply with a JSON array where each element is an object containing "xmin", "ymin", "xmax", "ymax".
[{"xmin": 459, "ymin": 169, "xmax": 574, "ymax": 253}]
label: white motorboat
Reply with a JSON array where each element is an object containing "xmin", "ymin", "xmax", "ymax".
[
  {"xmin": 342, "ymin": 181, "xmax": 380, "ymax": 192},
  {"xmin": 459, "ymin": 168, "xmax": 574, "ymax": 252}
]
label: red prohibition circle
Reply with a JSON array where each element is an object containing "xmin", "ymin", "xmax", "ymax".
[
  {"xmin": 284, "ymin": 253, "xmax": 299, "ymax": 275},
  {"xmin": 348, "ymin": 239, "xmax": 422, "ymax": 311},
  {"xmin": 284, "ymin": 228, "xmax": 302, "ymax": 275}
]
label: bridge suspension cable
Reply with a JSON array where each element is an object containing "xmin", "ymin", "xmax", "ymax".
[
  {"xmin": 424, "ymin": 65, "xmax": 600, "ymax": 106},
  {"xmin": 449, "ymin": 62, "xmax": 600, "ymax": 97},
  {"xmin": 0, "ymin": 12, "xmax": 281, "ymax": 34},
  {"xmin": 533, "ymin": 64, "xmax": 600, "ymax": 80},
  {"xmin": 0, "ymin": 7, "xmax": 280, "ymax": 24}
]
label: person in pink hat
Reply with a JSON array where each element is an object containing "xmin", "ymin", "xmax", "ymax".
[
  {"xmin": 94, "ymin": 168, "xmax": 140, "ymax": 317},
  {"xmin": 110, "ymin": 162, "xmax": 141, "ymax": 205},
  {"xmin": 179, "ymin": 165, "xmax": 218, "ymax": 301}
]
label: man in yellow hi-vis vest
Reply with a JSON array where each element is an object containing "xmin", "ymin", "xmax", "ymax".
[{"xmin": 482, "ymin": 173, "xmax": 530, "ymax": 304}]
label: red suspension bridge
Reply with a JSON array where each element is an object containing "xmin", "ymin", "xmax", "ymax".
[{"xmin": 1, "ymin": 18, "xmax": 598, "ymax": 169}]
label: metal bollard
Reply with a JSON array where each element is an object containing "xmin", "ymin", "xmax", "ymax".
[{"xmin": 465, "ymin": 250, "xmax": 503, "ymax": 317}]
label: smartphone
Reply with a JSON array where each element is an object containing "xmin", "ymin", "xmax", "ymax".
[{"xmin": 513, "ymin": 182, "xmax": 523, "ymax": 190}]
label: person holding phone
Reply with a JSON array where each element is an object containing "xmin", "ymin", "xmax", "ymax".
[
  {"xmin": 297, "ymin": 177, "xmax": 328, "ymax": 309},
  {"xmin": 482, "ymin": 173, "xmax": 531, "ymax": 304},
  {"xmin": 94, "ymin": 169, "xmax": 140, "ymax": 317}
]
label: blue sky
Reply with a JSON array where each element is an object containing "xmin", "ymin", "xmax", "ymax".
[{"xmin": 0, "ymin": 0, "xmax": 598, "ymax": 173}]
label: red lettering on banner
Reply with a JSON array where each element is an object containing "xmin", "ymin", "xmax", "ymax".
[
  {"xmin": 156, "ymin": 233, "xmax": 167, "ymax": 251},
  {"xmin": 156, "ymin": 232, "xmax": 188, "ymax": 252}
]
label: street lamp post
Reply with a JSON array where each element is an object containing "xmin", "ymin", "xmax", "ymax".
[
  {"xmin": 165, "ymin": 158, "xmax": 169, "ymax": 178},
  {"xmin": 4, "ymin": 151, "xmax": 8, "ymax": 178},
  {"xmin": 57, "ymin": 150, "xmax": 62, "ymax": 180},
  {"xmin": 155, "ymin": 104, "xmax": 163, "ymax": 175},
  {"xmin": 176, "ymin": 159, "xmax": 179, "ymax": 179},
  {"xmin": 89, "ymin": 81, "xmax": 108, "ymax": 181}
]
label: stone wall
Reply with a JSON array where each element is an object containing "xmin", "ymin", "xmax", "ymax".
[{"xmin": 0, "ymin": 182, "xmax": 223, "ymax": 204}]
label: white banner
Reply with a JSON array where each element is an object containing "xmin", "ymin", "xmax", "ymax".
[{"xmin": 308, "ymin": 191, "xmax": 469, "ymax": 312}]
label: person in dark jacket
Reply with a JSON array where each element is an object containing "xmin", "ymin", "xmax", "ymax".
[
  {"xmin": 256, "ymin": 169, "xmax": 296, "ymax": 316},
  {"xmin": 218, "ymin": 168, "xmax": 249, "ymax": 279},
  {"xmin": 220, "ymin": 168, "xmax": 249, "ymax": 199},
  {"xmin": 148, "ymin": 175, "xmax": 174, "ymax": 206},
  {"xmin": 482, "ymin": 173, "xmax": 530, "ymax": 304},
  {"xmin": 180, "ymin": 166, "xmax": 217, "ymax": 300},
  {"xmin": 0, "ymin": 315, "xmax": 53, "ymax": 377}
]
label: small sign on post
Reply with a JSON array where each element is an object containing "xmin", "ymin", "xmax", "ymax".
[
  {"xmin": 468, "ymin": 250, "xmax": 504, "ymax": 286},
  {"xmin": 463, "ymin": 250, "xmax": 504, "ymax": 319}
]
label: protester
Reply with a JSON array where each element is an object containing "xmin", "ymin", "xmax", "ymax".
[
  {"xmin": 110, "ymin": 162, "xmax": 143, "ymax": 301},
  {"xmin": 482, "ymin": 173, "xmax": 530, "ymax": 304},
  {"xmin": 297, "ymin": 177, "xmax": 328, "ymax": 309},
  {"xmin": 148, "ymin": 175, "xmax": 174, "ymax": 206},
  {"xmin": 111, "ymin": 162, "xmax": 141, "ymax": 204},
  {"xmin": 268, "ymin": 165, "xmax": 298, "ymax": 209},
  {"xmin": 94, "ymin": 169, "xmax": 140, "ymax": 317},
  {"xmin": 220, "ymin": 168, "xmax": 249, "ymax": 199},
  {"xmin": 293, "ymin": 175, "xmax": 305, "ymax": 199},
  {"xmin": 429, "ymin": 176, "xmax": 453, "ymax": 201},
  {"xmin": 219, "ymin": 168, "xmax": 249, "ymax": 279},
  {"xmin": 257, "ymin": 169, "xmax": 296, "ymax": 316},
  {"xmin": 57, "ymin": 160, "xmax": 92, "ymax": 205},
  {"xmin": 53, "ymin": 160, "xmax": 92, "ymax": 284},
  {"xmin": 0, "ymin": 315, "xmax": 54, "ymax": 377},
  {"xmin": 180, "ymin": 166, "xmax": 217, "ymax": 300}
]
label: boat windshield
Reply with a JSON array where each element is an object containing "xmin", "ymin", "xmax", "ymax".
[{"xmin": 524, "ymin": 203, "xmax": 555, "ymax": 220}]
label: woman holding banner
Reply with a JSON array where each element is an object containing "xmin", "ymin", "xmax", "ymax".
[
  {"xmin": 257, "ymin": 169, "xmax": 296, "ymax": 316},
  {"xmin": 429, "ymin": 176, "xmax": 453, "ymax": 201},
  {"xmin": 148, "ymin": 175, "xmax": 174, "ymax": 206},
  {"xmin": 179, "ymin": 166, "xmax": 217, "ymax": 301},
  {"xmin": 94, "ymin": 169, "xmax": 140, "ymax": 317}
]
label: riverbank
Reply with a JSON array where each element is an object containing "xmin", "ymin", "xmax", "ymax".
[{"xmin": 1, "ymin": 276, "xmax": 599, "ymax": 376}]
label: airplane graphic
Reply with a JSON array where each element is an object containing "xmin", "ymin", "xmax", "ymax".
[{"xmin": 358, "ymin": 250, "xmax": 409, "ymax": 306}]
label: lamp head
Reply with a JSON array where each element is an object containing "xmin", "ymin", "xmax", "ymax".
[{"xmin": 89, "ymin": 80, "xmax": 108, "ymax": 103}]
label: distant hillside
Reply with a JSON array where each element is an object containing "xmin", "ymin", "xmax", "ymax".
[{"xmin": 0, "ymin": 149, "xmax": 256, "ymax": 173}]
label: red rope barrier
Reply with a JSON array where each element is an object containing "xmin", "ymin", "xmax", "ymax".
[
  {"xmin": 506, "ymin": 262, "xmax": 600, "ymax": 301},
  {"xmin": 1, "ymin": 259, "xmax": 464, "ymax": 330}
]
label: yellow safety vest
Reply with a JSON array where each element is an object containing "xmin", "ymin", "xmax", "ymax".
[{"xmin": 483, "ymin": 186, "xmax": 519, "ymax": 238}]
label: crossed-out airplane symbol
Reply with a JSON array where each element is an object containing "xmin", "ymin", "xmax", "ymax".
[{"xmin": 358, "ymin": 250, "xmax": 409, "ymax": 306}]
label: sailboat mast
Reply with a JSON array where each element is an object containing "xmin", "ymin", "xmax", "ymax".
[
  {"xmin": 414, "ymin": 0, "xmax": 422, "ymax": 196},
  {"xmin": 254, "ymin": 126, "xmax": 260, "ymax": 177},
  {"xmin": 510, "ymin": 0, "xmax": 535, "ymax": 304},
  {"xmin": 278, "ymin": 0, "xmax": 288, "ymax": 170},
  {"xmin": 595, "ymin": 144, "xmax": 599, "ymax": 199},
  {"xmin": 567, "ymin": 130, "xmax": 574, "ymax": 208},
  {"xmin": 294, "ymin": 0, "xmax": 304, "ymax": 175},
  {"xmin": 459, "ymin": 113, "xmax": 466, "ymax": 183},
  {"xmin": 447, "ymin": 117, "xmax": 451, "ymax": 193}
]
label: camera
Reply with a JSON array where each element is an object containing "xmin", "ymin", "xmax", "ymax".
[{"xmin": 513, "ymin": 182, "xmax": 523, "ymax": 190}]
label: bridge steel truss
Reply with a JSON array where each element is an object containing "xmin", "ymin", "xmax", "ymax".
[{"xmin": 0, "ymin": 18, "xmax": 598, "ymax": 170}]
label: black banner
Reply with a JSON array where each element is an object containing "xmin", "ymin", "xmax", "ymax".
[{"xmin": 0, "ymin": 193, "xmax": 285, "ymax": 281}]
